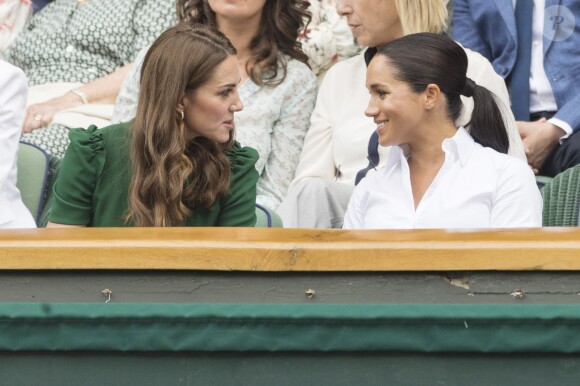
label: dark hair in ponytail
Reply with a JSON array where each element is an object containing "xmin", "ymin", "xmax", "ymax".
[{"xmin": 376, "ymin": 33, "xmax": 509, "ymax": 154}]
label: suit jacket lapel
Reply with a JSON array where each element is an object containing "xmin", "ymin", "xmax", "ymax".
[
  {"xmin": 495, "ymin": 0, "xmax": 517, "ymax": 41},
  {"xmin": 544, "ymin": 0, "xmax": 561, "ymax": 54}
]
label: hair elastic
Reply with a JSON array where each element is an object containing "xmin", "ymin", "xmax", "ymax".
[{"xmin": 461, "ymin": 78, "xmax": 476, "ymax": 98}]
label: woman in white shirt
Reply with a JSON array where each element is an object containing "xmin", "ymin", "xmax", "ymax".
[
  {"xmin": 278, "ymin": 0, "xmax": 526, "ymax": 229},
  {"xmin": 0, "ymin": 60, "xmax": 36, "ymax": 228},
  {"xmin": 343, "ymin": 33, "xmax": 542, "ymax": 229}
]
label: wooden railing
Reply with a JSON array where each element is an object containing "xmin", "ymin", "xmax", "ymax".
[{"xmin": 1, "ymin": 227, "xmax": 579, "ymax": 271}]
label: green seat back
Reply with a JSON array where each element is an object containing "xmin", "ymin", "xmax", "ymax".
[
  {"xmin": 254, "ymin": 204, "xmax": 283, "ymax": 228},
  {"xmin": 16, "ymin": 142, "xmax": 50, "ymax": 225},
  {"xmin": 16, "ymin": 142, "xmax": 60, "ymax": 228},
  {"xmin": 540, "ymin": 165, "xmax": 580, "ymax": 227}
]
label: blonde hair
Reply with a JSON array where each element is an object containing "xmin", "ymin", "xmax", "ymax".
[{"xmin": 395, "ymin": 0, "xmax": 448, "ymax": 35}]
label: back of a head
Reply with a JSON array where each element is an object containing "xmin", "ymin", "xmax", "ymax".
[
  {"xmin": 396, "ymin": 0, "xmax": 448, "ymax": 35},
  {"xmin": 378, "ymin": 33, "xmax": 509, "ymax": 153}
]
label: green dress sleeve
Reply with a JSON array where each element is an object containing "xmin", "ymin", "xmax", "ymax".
[
  {"xmin": 217, "ymin": 143, "xmax": 259, "ymax": 226},
  {"xmin": 48, "ymin": 125, "xmax": 105, "ymax": 225}
]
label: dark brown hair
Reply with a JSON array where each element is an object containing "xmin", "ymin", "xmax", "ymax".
[
  {"xmin": 377, "ymin": 33, "xmax": 509, "ymax": 153},
  {"xmin": 126, "ymin": 23, "xmax": 237, "ymax": 227},
  {"xmin": 176, "ymin": 0, "xmax": 310, "ymax": 86}
]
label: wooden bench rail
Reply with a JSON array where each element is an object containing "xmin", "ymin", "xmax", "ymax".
[{"xmin": 1, "ymin": 227, "xmax": 579, "ymax": 271}]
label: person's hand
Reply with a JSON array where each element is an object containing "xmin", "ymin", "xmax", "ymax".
[
  {"xmin": 22, "ymin": 92, "xmax": 83, "ymax": 133},
  {"xmin": 517, "ymin": 118, "xmax": 565, "ymax": 174}
]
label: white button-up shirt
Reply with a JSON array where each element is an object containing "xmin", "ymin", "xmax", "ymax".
[
  {"xmin": 343, "ymin": 128, "xmax": 542, "ymax": 229},
  {"xmin": 0, "ymin": 61, "xmax": 36, "ymax": 228}
]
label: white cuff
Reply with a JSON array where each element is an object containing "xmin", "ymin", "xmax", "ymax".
[{"xmin": 548, "ymin": 117, "xmax": 573, "ymax": 144}]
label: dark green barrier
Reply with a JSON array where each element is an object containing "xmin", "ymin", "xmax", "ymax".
[{"xmin": 1, "ymin": 302, "xmax": 580, "ymax": 353}]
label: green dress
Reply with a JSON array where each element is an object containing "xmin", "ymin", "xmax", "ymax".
[{"xmin": 49, "ymin": 123, "xmax": 259, "ymax": 227}]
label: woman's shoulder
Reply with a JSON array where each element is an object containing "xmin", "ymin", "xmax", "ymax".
[
  {"xmin": 284, "ymin": 58, "xmax": 313, "ymax": 73},
  {"xmin": 226, "ymin": 142, "xmax": 259, "ymax": 166},
  {"xmin": 226, "ymin": 142, "xmax": 259, "ymax": 190},
  {"xmin": 277, "ymin": 57, "xmax": 317, "ymax": 85},
  {"xmin": 67, "ymin": 121, "xmax": 130, "ymax": 157},
  {"xmin": 476, "ymin": 146, "xmax": 535, "ymax": 182}
]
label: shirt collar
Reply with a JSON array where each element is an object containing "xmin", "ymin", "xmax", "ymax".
[
  {"xmin": 441, "ymin": 126, "xmax": 476, "ymax": 166},
  {"xmin": 384, "ymin": 127, "xmax": 476, "ymax": 170}
]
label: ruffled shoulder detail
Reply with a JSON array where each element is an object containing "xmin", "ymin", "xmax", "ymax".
[
  {"xmin": 68, "ymin": 124, "xmax": 104, "ymax": 153},
  {"xmin": 66, "ymin": 124, "xmax": 106, "ymax": 179},
  {"xmin": 226, "ymin": 141, "xmax": 259, "ymax": 171}
]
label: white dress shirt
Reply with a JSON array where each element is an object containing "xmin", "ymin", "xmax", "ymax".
[
  {"xmin": 0, "ymin": 60, "xmax": 36, "ymax": 228},
  {"xmin": 343, "ymin": 128, "xmax": 542, "ymax": 229}
]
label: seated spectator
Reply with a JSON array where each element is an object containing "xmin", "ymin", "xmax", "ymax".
[
  {"xmin": 47, "ymin": 24, "xmax": 259, "ymax": 228},
  {"xmin": 300, "ymin": 0, "xmax": 362, "ymax": 80},
  {"xmin": 278, "ymin": 0, "xmax": 525, "ymax": 229},
  {"xmin": 0, "ymin": 0, "xmax": 32, "ymax": 52},
  {"xmin": 0, "ymin": 60, "xmax": 36, "ymax": 228},
  {"xmin": 2, "ymin": 0, "xmax": 176, "ymax": 158},
  {"xmin": 112, "ymin": 0, "xmax": 317, "ymax": 210},
  {"xmin": 452, "ymin": 0, "xmax": 580, "ymax": 177},
  {"xmin": 343, "ymin": 33, "xmax": 542, "ymax": 229}
]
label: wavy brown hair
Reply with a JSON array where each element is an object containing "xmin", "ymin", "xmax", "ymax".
[
  {"xmin": 126, "ymin": 23, "xmax": 237, "ymax": 227},
  {"xmin": 176, "ymin": 0, "xmax": 310, "ymax": 86}
]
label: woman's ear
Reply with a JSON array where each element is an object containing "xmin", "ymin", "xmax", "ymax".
[
  {"xmin": 424, "ymin": 83, "xmax": 441, "ymax": 110},
  {"xmin": 176, "ymin": 92, "xmax": 188, "ymax": 113},
  {"xmin": 176, "ymin": 101, "xmax": 185, "ymax": 114}
]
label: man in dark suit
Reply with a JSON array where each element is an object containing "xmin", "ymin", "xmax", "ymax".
[{"xmin": 453, "ymin": 0, "xmax": 580, "ymax": 176}]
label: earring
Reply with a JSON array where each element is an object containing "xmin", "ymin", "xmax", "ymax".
[{"xmin": 178, "ymin": 110, "xmax": 184, "ymax": 120}]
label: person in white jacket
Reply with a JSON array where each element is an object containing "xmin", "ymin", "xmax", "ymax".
[
  {"xmin": 0, "ymin": 60, "xmax": 36, "ymax": 228},
  {"xmin": 278, "ymin": 0, "xmax": 527, "ymax": 228}
]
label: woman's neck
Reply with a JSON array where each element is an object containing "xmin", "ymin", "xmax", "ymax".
[
  {"xmin": 216, "ymin": 15, "xmax": 261, "ymax": 69},
  {"xmin": 406, "ymin": 118, "xmax": 457, "ymax": 209},
  {"xmin": 407, "ymin": 119, "xmax": 458, "ymax": 168}
]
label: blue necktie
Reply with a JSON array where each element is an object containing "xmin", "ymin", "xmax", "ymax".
[
  {"xmin": 510, "ymin": 0, "xmax": 533, "ymax": 120},
  {"xmin": 355, "ymin": 130, "xmax": 379, "ymax": 185}
]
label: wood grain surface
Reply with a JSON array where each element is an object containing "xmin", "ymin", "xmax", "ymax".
[{"xmin": 0, "ymin": 227, "xmax": 579, "ymax": 271}]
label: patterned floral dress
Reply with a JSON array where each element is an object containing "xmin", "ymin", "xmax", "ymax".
[
  {"xmin": 299, "ymin": 0, "xmax": 362, "ymax": 78},
  {"xmin": 3, "ymin": 0, "xmax": 176, "ymax": 157}
]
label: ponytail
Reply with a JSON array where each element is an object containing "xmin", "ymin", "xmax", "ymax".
[
  {"xmin": 377, "ymin": 33, "xmax": 512, "ymax": 155},
  {"xmin": 462, "ymin": 78, "xmax": 509, "ymax": 154}
]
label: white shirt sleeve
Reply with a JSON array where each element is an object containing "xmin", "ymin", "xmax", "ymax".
[
  {"xmin": 0, "ymin": 60, "xmax": 35, "ymax": 228},
  {"xmin": 342, "ymin": 180, "xmax": 367, "ymax": 229},
  {"xmin": 490, "ymin": 158, "xmax": 543, "ymax": 228}
]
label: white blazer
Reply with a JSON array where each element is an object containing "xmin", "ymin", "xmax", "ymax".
[{"xmin": 0, "ymin": 60, "xmax": 36, "ymax": 228}]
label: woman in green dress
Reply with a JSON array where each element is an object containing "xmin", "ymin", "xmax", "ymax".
[{"xmin": 47, "ymin": 24, "xmax": 259, "ymax": 228}]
